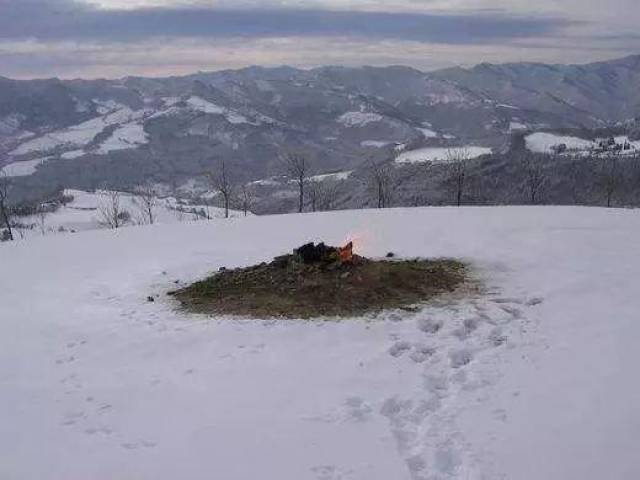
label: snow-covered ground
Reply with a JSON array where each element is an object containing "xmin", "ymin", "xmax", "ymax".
[
  {"xmin": 1, "ymin": 157, "xmax": 51, "ymax": 177},
  {"xmin": 338, "ymin": 112, "xmax": 383, "ymax": 127},
  {"xmin": 526, "ymin": 132, "xmax": 640, "ymax": 155},
  {"xmin": 1, "ymin": 206, "xmax": 639, "ymax": 479},
  {"xmin": 309, "ymin": 171, "xmax": 353, "ymax": 182},
  {"xmin": 13, "ymin": 189, "xmax": 244, "ymax": 239},
  {"xmin": 9, "ymin": 106, "xmax": 148, "ymax": 157},
  {"xmin": 396, "ymin": 146, "xmax": 492, "ymax": 164}
]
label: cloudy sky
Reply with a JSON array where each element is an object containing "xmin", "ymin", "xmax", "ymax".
[{"xmin": 1, "ymin": 0, "xmax": 639, "ymax": 79}]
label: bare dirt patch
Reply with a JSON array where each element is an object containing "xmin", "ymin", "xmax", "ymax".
[{"xmin": 171, "ymin": 243, "xmax": 470, "ymax": 319}]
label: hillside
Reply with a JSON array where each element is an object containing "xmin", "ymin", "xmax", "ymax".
[
  {"xmin": 2, "ymin": 55, "xmax": 640, "ymax": 211},
  {"xmin": 1, "ymin": 206, "xmax": 639, "ymax": 479}
]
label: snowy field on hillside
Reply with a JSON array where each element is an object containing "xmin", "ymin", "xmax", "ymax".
[
  {"xmin": 12, "ymin": 189, "xmax": 244, "ymax": 240},
  {"xmin": 9, "ymin": 106, "xmax": 148, "ymax": 157},
  {"xmin": 395, "ymin": 146, "xmax": 492, "ymax": 164},
  {"xmin": 1, "ymin": 157, "xmax": 50, "ymax": 177},
  {"xmin": 1, "ymin": 207, "xmax": 640, "ymax": 480},
  {"xmin": 526, "ymin": 132, "xmax": 640, "ymax": 155}
]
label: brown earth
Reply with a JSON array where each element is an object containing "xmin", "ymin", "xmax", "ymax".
[{"xmin": 171, "ymin": 247, "xmax": 470, "ymax": 319}]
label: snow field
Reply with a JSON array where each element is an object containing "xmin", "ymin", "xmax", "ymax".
[
  {"xmin": 395, "ymin": 146, "xmax": 492, "ymax": 164},
  {"xmin": 1, "ymin": 206, "xmax": 639, "ymax": 479}
]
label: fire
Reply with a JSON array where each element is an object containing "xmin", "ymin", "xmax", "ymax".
[{"xmin": 338, "ymin": 241, "xmax": 354, "ymax": 263}]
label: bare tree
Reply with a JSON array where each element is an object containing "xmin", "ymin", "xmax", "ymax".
[
  {"xmin": 308, "ymin": 181, "xmax": 322, "ymax": 212},
  {"xmin": 368, "ymin": 159, "xmax": 393, "ymax": 208},
  {"xmin": 309, "ymin": 181, "xmax": 340, "ymax": 212},
  {"xmin": 239, "ymin": 184, "xmax": 254, "ymax": 216},
  {"xmin": 0, "ymin": 172, "xmax": 14, "ymax": 241},
  {"xmin": 210, "ymin": 160, "xmax": 233, "ymax": 218},
  {"xmin": 282, "ymin": 152, "xmax": 308, "ymax": 213},
  {"xmin": 598, "ymin": 154, "xmax": 621, "ymax": 208},
  {"xmin": 98, "ymin": 190, "xmax": 129, "ymax": 229},
  {"xmin": 520, "ymin": 152, "xmax": 547, "ymax": 204},
  {"xmin": 37, "ymin": 207, "xmax": 48, "ymax": 236},
  {"xmin": 134, "ymin": 183, "xmax": 158, "ymax": 225},
  {"xmin": 446, "ymin": 148, "xmax": 471, "ymax": 207}
]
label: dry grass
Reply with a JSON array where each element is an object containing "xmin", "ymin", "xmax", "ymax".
[{"xmin": 171, "ymin": 254, "xmax": 471, "ymax": 319}]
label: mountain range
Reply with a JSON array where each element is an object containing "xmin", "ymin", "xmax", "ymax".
[{"xmin": 2, "ymin": 54, "xmax": 640, "ymax": 210}]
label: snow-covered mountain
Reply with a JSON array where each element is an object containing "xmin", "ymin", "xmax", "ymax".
[
  {"xmin": 2, "ymin": 55, "xmax": 640, "ymax": 210},
  {"xmin": 1, "ymin": 206, "xmax": 639, "ymax": 479}
]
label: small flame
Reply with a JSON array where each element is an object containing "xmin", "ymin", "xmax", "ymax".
[{"xmin": 339, "ymin": 241, "xmax": 354, "ymax": 263}]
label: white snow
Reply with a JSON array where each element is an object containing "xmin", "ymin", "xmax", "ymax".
[
  {"xmin": 526, "ymin": 132, "xmax": 640, "ymax": 155},
  {"xmin": 250, "ymin": 178, "xmax": 283, "ymax": 187},
  {"xmin": 419, "ymin": 127, "xmax": 439, "ymax": 138},
  {"xmin": 96, "ymin": 122, "xmax": 148, "ymax": 154},
  {"xmin": 509, "ymin": 121, "xmax": 527, "ymax": 131},
  {"xmin": 10, "ymin": 107, "xmax": 146, "ymax": 156},
  {"xmin": 61, "ymin": 150, "xmax": 86, "ymax": 160},
  {"xmin": 186, "ymin": 96, "xmax": 226, "ymax": 115},
  {"xmin": 309, "ymin": 171, "xmax": 353, "ymax": 182},
  {"xmin": 396, "ymin": 146, "xmax": 492, "ymax": 164},
  {"xmin": 338, "ymin": 111, "xmax": 383, "ymax": 127},
  {"xmin": 361, "ymin": 140, "xmax": 391, "ymax": 148},
  {"xmin": 0, "ymin": 157, "xmax": 50, "ymax": 177},
  {"xmin": 497, "ymin": 104, "xmax": 520, "ymax": 110},
  {"xmin": 2, "ymin": 206, "xmax": 639, "ymax": 479},
  {"xmin": 525, "ymin": 132, "xmax": 594, "ymax": 154},
  {"xmin": 13, "ymin": 189, "xmax": 245, "ymax": 238},
  {"xmin": 152, "ymin": 96, "xmax": 254, "ymax": 125}
]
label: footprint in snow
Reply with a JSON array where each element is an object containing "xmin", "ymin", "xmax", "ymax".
[
  {"xmin": 449, "ymin": 349, "xmax": 473, "ymax": 369},
  {"xmin": 389, "ymin": 341, "xmax": 412, "ymax": 358},
  {"xmin": 409, "ymin": 345, "xmax": 436, "ymax": 364}
]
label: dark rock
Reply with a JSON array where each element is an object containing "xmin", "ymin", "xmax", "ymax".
[
  {"xmin": 147, "ymin": 296, "xmax": 155, "ymax": 303},
  {"xmin": 386, "ymin": 252, "xmax": 396, "ymax": 258},
  {"xmin": 295, "ymin": 242, "xmax": 338, "ymax": 264}
]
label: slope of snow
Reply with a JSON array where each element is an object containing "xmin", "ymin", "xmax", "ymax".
[
  {"xmin": 525, "ymin": 132, "xmax": 594, "ymax": 154},
  {"xmin": 152, "ymin": 96, "xmax": 254, "ymax": 125},
  {"xmin": 309, "ymin": 171, "xmax": 352, "ymax": 182},
  {"xmin": 338, "ymin": 112, "xmax": 383, "ymax": 127},
  {"xmin": 60, "ymin": 150, "xmax": 85, "ymax": 160},
  {"xmin": 186, "ymin": 96, "xmax": 225, "ymax": 115},
  {"xmin": 10, "ymin": 107, "xmax": 146, "ymax": 156},
  {"xmin": 396, "ymin": 146, "xmax": 492, "ymax": 164},
  {"xmin": 96, "ymin": 123, "xmax": 148, "ymax": 154},
  {"xmin": 14, "ymin": 189, "xmax": 245, "ymax": 238},
  {"xmin": 1, "ymin": 207, "xmax": 639, "ymax": 480},
  {"xmin": 361, "ymin": 140, "xmax": 392, "ymax": 148},
  {"xmin": 418, "ymin": 127, "xmax": 439, "ymax": 138},
  {"xmin": 1, "ymin": 157, "xmax": 50, "ymax": 177}
]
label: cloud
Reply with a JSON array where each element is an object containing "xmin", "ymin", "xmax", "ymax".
[
  {"xmin": 1, "ymin": 0, "xmax": 638, "ymax": 79},
  {"xmin": 0, "ymin": 0, "xmax": 570, "ymax": 44}
]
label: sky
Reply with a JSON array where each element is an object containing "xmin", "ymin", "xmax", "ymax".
[{"xmin": 1, "ymin": 0, "xmax": 639, "ymax": 79}]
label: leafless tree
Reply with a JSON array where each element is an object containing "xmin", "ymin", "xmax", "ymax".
[
  {"xmin": 239, "ymin": 184, "xmax": 254, "ymax": 216},
  {"xmin": 308, "ymin": 181, "xmax": 322, "ymax": 212},
  {"xmin": 520, "ymin": 152, "xmax": 547, "ymax": 204},
  {"xmin": 598, "ymin": 154, "xmax": 621, "ymax": 208},
  {"xmin": 210, "ymin": 160, "xmax": 233, "ymax": 218},
  {"xmin": 37, "ymin": 207, "xmax": 48, "ymax": 236},
  {"xmin": 134, "ymin": 183, "xmax": 158, "ymax": 225},
  {"xmin": 0, "ymin": 171, "xmax": 14, "ymax": 241},
  {"xmin": 446, "ymin": 148, "xmax": 471, "ymax": 207},
  {"xmin": 282, "ymin": 151, "xmax": 308, "ymax": 213},
  {"xmin": 309, "ymin": 181, "xmax": 340, "ymax": 212},
  {"xmin": 98, "ymin": 190, "xmax": 129, "ymax": 229},
  {"xmin": 368, "ymin": 159, "xmax": 393, "ymax": 208}
]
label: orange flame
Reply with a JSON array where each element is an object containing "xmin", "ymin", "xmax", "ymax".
[{"xmin": 338, "ymin": 241, "xmax": 354, "ymax": 263}]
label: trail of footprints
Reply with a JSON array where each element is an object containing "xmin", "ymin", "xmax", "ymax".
[
  {"xmin": 55, "ymin": 335, "xmax": 159, "ymax": 450},
  {"xmin": 378, "ymin": 294, "xmax": 543, "ymax": 480}
]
